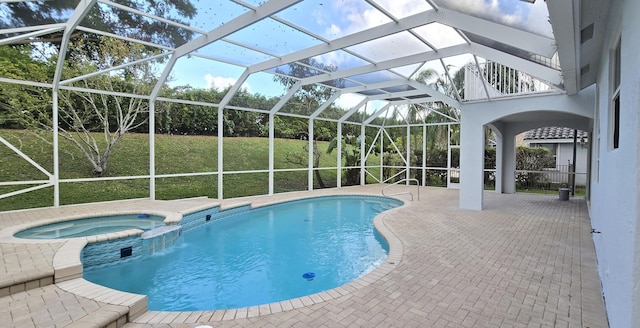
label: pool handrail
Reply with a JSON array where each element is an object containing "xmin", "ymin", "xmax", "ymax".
[{"xmin": 382, "ymin": 179, "xmax": 420, "ymax": 201}]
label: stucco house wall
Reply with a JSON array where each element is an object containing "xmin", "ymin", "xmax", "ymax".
[{"xmin": 588, "ymin": 0, "xmax": 640, "ymax": 327}]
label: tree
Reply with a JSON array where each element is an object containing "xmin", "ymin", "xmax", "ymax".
[
  {"xmin": 327, "ymin": 134, "xmax": 374, "ymax": 186},
  {"xmin": 3, "ymin": 38, "xmax": 161, "ymax": 175},
  {"xmin": 226, "ymin": 89, "xmax": 275, "ymax": 137},
  {"xmin": 1, "ymin": 0, "xmax": 196, "ymax": 49},
  {"xmin": 273, "ymin": 58, "xmax": 343, "ymax": 114},
  {"xmin": 413, "ymin": 68, "xmax": 461, "ymax": 151},
  {"xmin": 0, "ymin": 45, "xmax": 54, "ymax": 129},
  {"xmin": 285, "ymin": 132, "xmax": 326, "ymax": 188},
  {"xmin": 515, "ymin": 146, "xmax": 556, "ymax": 188},
  {"xmin": 275, "ymin": 58, "xmax": 344, "ymax": 188},
  {"xmin": 56, "ymin": 38, "xmax": 158, "ymax": 175}
]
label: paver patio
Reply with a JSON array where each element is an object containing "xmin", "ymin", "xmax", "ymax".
[{"xmin": 0, "ymin": 186, "xmax": 608, "ymax": 327}]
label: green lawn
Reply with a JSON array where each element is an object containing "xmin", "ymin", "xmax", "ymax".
[
  {"xmin": 1, "ymin": 129, "xmax": 583, "ymax": 212},
  {"xmin": 0, "ymin": 130, "xmax": 354, "ymax": 211}
]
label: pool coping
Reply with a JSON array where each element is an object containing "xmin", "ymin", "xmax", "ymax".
[{"xmin": 27, "ymin": 192, "xmax": 409, "ymax": 324}]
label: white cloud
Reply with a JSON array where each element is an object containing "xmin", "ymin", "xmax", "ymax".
[
  {"xmin": 373, "ymin": 0, "xmax": 434, "ymax": 19},
  {"xmin": 334, "ymin": 93, "xmax": 366, "ymax": 109},
  {"xmin": 526, "ymin": 0, "xmax": 554, "ymax": 37},
  {"xmin": 435, "ymin": 0, "xmax": 553, "ymax": 37},
  {"xmin": 204, "ymin": 74, "xmax": 252, "ymax": 93}
]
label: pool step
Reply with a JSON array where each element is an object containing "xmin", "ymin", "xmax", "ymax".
[
  {"xmin": 56, "ymin": 278, "xmax": 148, "ymax": 323},
  {"xmin": 0, "ymin": 271, "xmax": 54, "ymax": 297},
  {"xmin": 372, "ymin": 204, "xmax": 396, "ymax": 212},
  {"xmin": 64, "ymin": 304, "xmax": 128, "ymax": 328},
  {"xmin": 1, "ymin": 242, "xmax": 64, "ymax": 296}
]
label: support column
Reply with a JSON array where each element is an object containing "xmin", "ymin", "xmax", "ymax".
[
  {"xmin": 52, "ymin": 90, "xmax": 60, "ymax": 207},
  {"xmin": 308, "ymin": 119, "xmax": 314, "ymax": 191},
  {"xmin": 406, "ymin": 125, "xmax": 411, "ymax": 183},
  {"xmin": 459, "ymin": 116, "xmax": 485, "ymax": 210},
  {"xmin": 360, "ymin": 124, "xmax": 366, "ymax": 185},
  {"xmin": 217, "ymin": 106, "xmax": 224, "ymax": 199},
  {"xmin": 268, "ymin": 113, "xmax": 274, "ymax": 195},
  {"xmin": 149, "ymin": 101, "xmax": 155, "ymax": 200},
  {"xmin": 494, "ymin": 131, "xmax": 503, "ymax": 194},
  {"xmin": 501, "ymin": 129, "xmax": 517, "ymax": 194},
  {"xmin": 337, "ymin": 123, "xmax": 342, "ymax": 188}
]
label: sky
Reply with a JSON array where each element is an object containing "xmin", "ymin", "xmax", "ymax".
[{"xmin": 158, "ymin": 0, "xmax": 552, "ymax": 109}]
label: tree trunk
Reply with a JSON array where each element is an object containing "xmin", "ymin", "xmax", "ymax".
[{"xmin": 312, "ymin": 140, "xmax": 326, "ymax": 188}]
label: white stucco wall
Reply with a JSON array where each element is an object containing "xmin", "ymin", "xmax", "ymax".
[
  {"xmin": 588, "ymin": 0, "xmax": 640, "ymax": 327},
  {"xmin": 556, "ymin": 142, "xmax": 588, "ymax": 185},
  {"xmin": 527, "ymin": 139, "xmax": 589, "ymax": 185},
  {"xmin": 459, "ymin": 92, "xmax": 593, "ymax": 210}
]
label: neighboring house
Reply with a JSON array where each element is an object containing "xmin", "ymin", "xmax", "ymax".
[{"xmin": 523, "ymin": 127, "xmax": 588, "ymax": 186}]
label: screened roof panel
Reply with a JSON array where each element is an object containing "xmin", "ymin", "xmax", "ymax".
[
  {"xmin": 440, "ymin": 54, "xmax": 475, "ymax": 73},
  {"xmin": 79, "ymin": 2, "xmax": 197, "ymax": 48},
  {"xmin": 270, "ymin": 62, "xmax": 326, "ymax": 79},
  {"xmin": 311, "ymin": 50, "xmax": 372, "ymax": 71},
  {"xmin": 381, "ymin": 85, "xmax": 416, "ymax": 93},
  {"xmin": 465, "ymin": 32, "xmax": 558, "ymax": 69},
  {"xmin": 389, "ymin": 63, "xmax": 423, "ymax": 79},
  {"xmin": 349, "ymin": 70, "xmax": 403, "ymax": 85},
  {"xmin": 358, "ymin": 89, "xmax": 387, "ymax": 96},
  {"xmin": 0, "ymin": 0, "xmax": 583, "ymax": 122},
  {"xmin": 406, "ymin": 94, "xmax": 430, "ymax": 100},
  {"xmin": 238, "ymin": 0, "xmax": 270, "ymax": 6},
  {"xmin": 370, "ymin": 0, "xmax": 434, "ymax": 19},
  {"xmin": 433, "ymin": 0, "xmax": 554, "ymax": 38},
  {"xmin": 109, "ymin": 0, "xmax": 250, "ymax": 32},
  {"xmin": 346, "ymin": 31, "xmax": 433, "ymax": 63},
  {"xmin": 162, "ymin": 56, "xmax": 246, "ymax": 93},
  {"xmin": 195, "ymin": 40, "xmax": 275, "ymax": 67},
  {"xmin": 472, "ymin": 55, "xmax": 556, "ymax": 97},
  {"xmin": 411, "ymin": 60, "xmax": 447, "ymax": 84},
  {"xmin": 412, "ymin": 23, "xmax": 467, "ymax": 49},
  {"xmin": 318, "ymin": 79, "xmax": 360, "ymax": 90},
  {"xmin": 385, "ymin": 97, "xmax": 404, "ymax": 102},
  {"xmin": 274, "ymin": 0, "xmax": 393, "ymax": 40},
  {"xmin": 0, "ymin": 1, "xmax": 80, "ymax": 29},
  {"xmin": 224, "ymin": 17, "xmax": 323, "ymax": 56}
]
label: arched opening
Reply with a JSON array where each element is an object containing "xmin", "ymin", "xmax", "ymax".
[{"xmin": 459, "ymin": 92, "xmax": 594, "ymax": 210}]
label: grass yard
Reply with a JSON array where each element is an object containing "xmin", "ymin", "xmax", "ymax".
[
  {"xmin": 0, "ymin": 129, "xmax": 361, "ymax": 211},
  {"xmin": 0, "ymin": 129, "xmax": 582, "ymax": 212}
]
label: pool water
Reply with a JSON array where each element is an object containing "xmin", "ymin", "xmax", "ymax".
[
  {"xmin": 14, "ymin": 214, "xmax": 165, "ymax": 239},
  {"xmin": 82, "ymin": 196, "xmax": 402, "ymax": 311}
]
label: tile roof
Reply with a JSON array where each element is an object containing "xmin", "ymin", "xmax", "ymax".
[{"xmin": 524, "ymin": 127, "xmax": 588, "ymax": 140}]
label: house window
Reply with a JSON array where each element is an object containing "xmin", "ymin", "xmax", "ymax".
[{"xmin": 611, "ymin": 37, "xmax": 621, "ymax": 149}]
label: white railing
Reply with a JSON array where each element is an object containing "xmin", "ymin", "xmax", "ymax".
[
  {"xmin": 463, "ymin": 61, "xmax": 555, "ymax": 101},
  {"xmin": 382, "ymin": 178, "xmax": 420, "ymax": 201}
]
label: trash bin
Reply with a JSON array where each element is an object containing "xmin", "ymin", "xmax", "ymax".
[{"xmin": 559, "ymin": 188, "xmax": 570, "ymax": 201}]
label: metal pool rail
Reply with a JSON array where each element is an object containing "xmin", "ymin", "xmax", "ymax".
[{"xmin": 382, "ymin": 179, "xmax": 420, "ymax": 201}]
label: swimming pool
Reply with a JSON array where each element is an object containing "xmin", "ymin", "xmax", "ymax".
[
  {"xmin": 14, "ymin": 214, "xmax": 166, "ymax": 239},
  {"xmin": 82, "ymin": 196, "xmax": 402, "ymax": 311}
]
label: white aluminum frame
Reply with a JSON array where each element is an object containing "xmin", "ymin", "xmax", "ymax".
[{"xmin": 0, "ymin": 0, "xmax": 571, "ymax": 207}]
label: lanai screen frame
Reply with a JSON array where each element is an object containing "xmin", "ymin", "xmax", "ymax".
[{"xmin": 0, "ymin": 0, "xmax": 566, "ymax": 208}]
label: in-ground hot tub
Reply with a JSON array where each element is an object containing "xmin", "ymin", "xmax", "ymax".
[{"xmin": 13, "ymin": 214, "xmax": 166, "ymax": 239}]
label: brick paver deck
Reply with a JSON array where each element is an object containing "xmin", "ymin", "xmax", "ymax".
[{"xmin": 0, "ymin": 186, "xmax": 608, "ymax": 327}]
